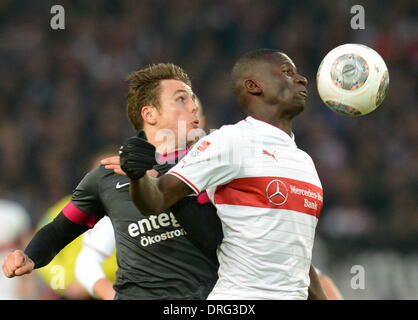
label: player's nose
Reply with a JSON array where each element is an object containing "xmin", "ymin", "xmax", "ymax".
[
  {"xmin": 189, "ymin": 99, "xmax": 198, "ymax": 114},
  {"xmin": 295, "ymin": 74, "xmax": 308, "ymax": 87}
]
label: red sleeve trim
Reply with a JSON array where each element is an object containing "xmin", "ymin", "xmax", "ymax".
[
  {"xmin": 62, "ymin": 202, "xmax": 100, "ymax": 228},
  {"xmin": 167, "ymin": 171, "xmax": 200, "ymax": 194}
]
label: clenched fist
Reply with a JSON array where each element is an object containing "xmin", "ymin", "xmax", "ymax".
[
  {"xmin": 120, "ymin": 131, "xmax": 157, "ymax": 180},
  {"xmin": 2, "ymin": 250, "xmax": 35, "ymax": 278}
]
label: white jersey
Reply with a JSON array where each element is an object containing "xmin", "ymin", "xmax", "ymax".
[
  {"xmin": 0, "ymin": 199, "xmax": 31, "ymax": 300},
  {"xmin": 82, "ymin": 216, "xmax": 115, "ymax": 257},
  {"xmin": 168, "ymin": 116, "xmax": 323, "ymax": 300},
  {"xmin": 75, "ymin": 216, "xmax": 115, "ymax": 296}
]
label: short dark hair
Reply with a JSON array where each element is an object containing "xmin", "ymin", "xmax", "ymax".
[
  {"xmin": 126, "ymin": 63, "xmax": 191, "ymax": 130},
  {"xmin": 231, "ymin": 48, "xmax": 285, "ymax": 109},
  {"xmin": 231, "ymin": 48, "xmax": 283, "ymax": 95}
]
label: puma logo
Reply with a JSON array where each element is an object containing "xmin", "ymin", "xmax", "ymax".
[{"xmin": 262, "ymin": 149, "xmax": 277, "ymax": 162}]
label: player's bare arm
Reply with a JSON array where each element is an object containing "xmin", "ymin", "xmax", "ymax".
[
  {"xmin": 93, "ymin": 278, "xmax": 115, "ymax": 300},
  {"xmin": 307, "ymin": 264, "xmax": 328, "ymax": 300},
  {"xmin": 318, "ymin": 273, "xmax": 344, "ymax": 300},
  {"xmin": 130, "ymin": 173, "xmax": 192, "ymax": 215}
]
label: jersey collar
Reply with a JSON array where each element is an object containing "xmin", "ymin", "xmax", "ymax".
[
  {"xmin": 157, "ymin": 148, "xmax": 188, "ymax": 163},
  {"xmin": 246, "ymin": 116, "xmax": 296, "ymax": 145}
]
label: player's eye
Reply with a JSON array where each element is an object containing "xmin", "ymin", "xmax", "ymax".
[
  {"xmin": 176, "ymin": 96, "xmax": 186, "ymax": 103},
  {"xmin": 283, "ymin": 69, "xmax": 294, "ymax": 76}
]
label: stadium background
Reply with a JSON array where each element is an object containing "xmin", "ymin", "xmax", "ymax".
[{"xmin": 0, "ymin": 0, "xmax": 416, "ymax": 299}]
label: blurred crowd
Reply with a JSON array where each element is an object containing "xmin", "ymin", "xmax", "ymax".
[{"xmin": 0, "ymin": 0, "xmax": 417, "ymax": 288}]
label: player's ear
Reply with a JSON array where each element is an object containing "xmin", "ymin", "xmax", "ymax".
[
  {"xmin": 244, "ymin": 79, "xmax": 262, "ymax": 95},
  {"xmin": 141, "ymin": 105, "xmax": 158, "ymax": 126}
]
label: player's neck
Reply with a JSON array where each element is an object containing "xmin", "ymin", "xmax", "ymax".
[
  {"xmin": 273, "ymin": 120, "xmax": 292, "ymax": 137},
  {"xmin": 144, "ymin": 127, "xmax": 186, "ymax": 155},
  {"xmin": 248, "ymin": 111, "xmax": 293, "ymax": 137}
]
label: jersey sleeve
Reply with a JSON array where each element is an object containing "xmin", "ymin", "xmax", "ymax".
[
  {"xmin": 62, "ymin": 166, "xmax": 107, "ymax": 228},
  {"xmin": 74, "ymin": 244, "xmax": 107, "ymax": 297},
  {"xmin": 167, "ymin": 126, "xmax": 241, "ymax": 194},
  {"xmin": 75, "ymin": 216, "xmax": 116, "ymax": 296},
  {"xmin": 82, "ymin": 216, "xmax": 115, "ymax": 257},
  {"xmin": 170, "ymin": 193, "xmax": 222, "ymax": 261}
]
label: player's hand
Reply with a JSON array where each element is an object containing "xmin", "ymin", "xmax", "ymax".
[
  {"xmin": 2, "ymin": 250, "xmax": 35, "ymax": 278},
  {"xmin": 93, "ymin": 278, "xmax": 116, "ymax": 300},
  {"xmin": 101, "ymin": 156, "xmax": 159, "ymax": 178},
  {"xmin": 101, "ymin": 156, "xmax": 127, "ymax": 176},
  {"xmin": 120, "ymin": 131, "xmax": 157, "ymax": 180}
]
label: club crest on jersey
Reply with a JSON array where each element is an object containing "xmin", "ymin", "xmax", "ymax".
[
  {"xmin": 266, "ymin": 179, "xmax": 288, "ymax": 206},
  {"xmin": 188, "ymin": 140, "xmax": 211, "ymax": 158},
  {"xmin": 197, "ymin": 140, "xmax": 211, "ymax": 152}
]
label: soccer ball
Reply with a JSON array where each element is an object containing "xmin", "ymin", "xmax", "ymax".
[{"xmin": 316, "ymin": 44, "xmax": 389, "ymax": 116}]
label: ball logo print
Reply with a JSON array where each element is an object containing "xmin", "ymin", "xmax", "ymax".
[
  {"xmin": 376, "ymin": 71, "xmax": 389, "ymax": 106},
  {"xmin": 266, "ymin": 180, "xmax": 288, "ymax": 206},
  {"xmin": 317, "ymin": 43, "xmax": 389, "ymax": 116},
  {"xmin": 330, "ymin": 54, "xmax": 369, "ymax": 90}
]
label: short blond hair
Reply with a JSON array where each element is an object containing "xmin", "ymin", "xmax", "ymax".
[{"xmin": 126, "ymin": 63, "xmax": 191, "ymax": 130}]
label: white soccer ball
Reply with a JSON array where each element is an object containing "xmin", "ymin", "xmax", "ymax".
[{"xmin": 316, "ymin": 43, "xmax": 389, "ymax": 116}]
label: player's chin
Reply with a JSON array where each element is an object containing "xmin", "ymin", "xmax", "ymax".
[
  {"xmin": 292, "ymin": 100, "xmax": 306, "ymax": 116},
  {"xmin": 186, "ymin": 127, "xmax": 204, "ymax": 143}
]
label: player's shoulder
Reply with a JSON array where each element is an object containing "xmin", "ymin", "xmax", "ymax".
[
  {"xmin": 296, "ymin": 146, "xmax": 316, "ymax": 163},
  {"xmin": 83, "ymin": 165, "xmax": 114, "ymax": 181},
  {"xmin": 75, "ymin": 165, "xmax": 115, "ymax": 192},
  {"xmin": 205, "ymin": 119, "xmax": 245, "ymax": 141}
]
